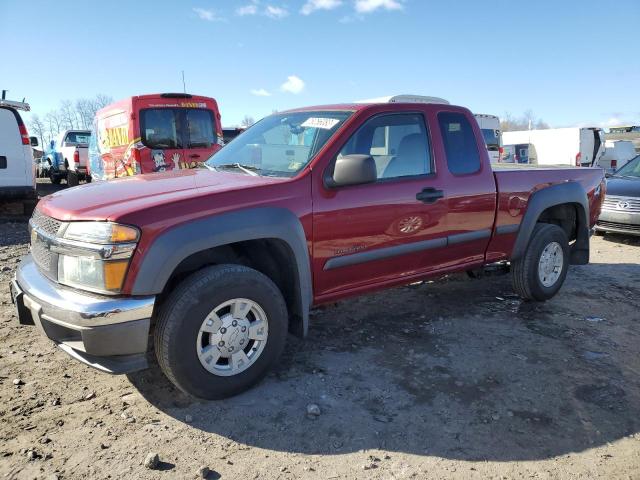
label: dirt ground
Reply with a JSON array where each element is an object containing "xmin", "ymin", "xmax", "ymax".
[{"xmin": 1, "ymin": 183, "xmax": 640, "ymax": 479}]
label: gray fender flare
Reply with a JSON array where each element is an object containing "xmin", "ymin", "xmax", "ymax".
[
  {"xmin": 131, "ymin": 207, "xmax": 312, "ymax": 334},
  {"xmin": 511, "ymin": 182, "xmax": 590, "ymax": 265}
]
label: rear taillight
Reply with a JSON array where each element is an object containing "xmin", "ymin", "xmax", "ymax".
[
  {"xmin": 73, "ymin": 149, "xmax": 80, "ymax": 163},
  {"xmin": 611, "ymin": 159, "xmax": 617, "ymax": 169},
  {"xmin": 575, "ymin": 152, "xmax": 582, "ymax": 166},
  {"xmin": 19, "ymin": 124, "xmax": 29, "ymax": 145}
]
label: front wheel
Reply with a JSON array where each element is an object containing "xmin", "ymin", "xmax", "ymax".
[
  {"xmin": 512, "ymin": 223, "xmax": 569, "ymax": 301},
  {"xmin": 154, "ymin": 264, "xmax": 288, "ymax": 399},
  {"xmin": 49, "ymin": 171, "xmax": 61, "ymax": 185}
]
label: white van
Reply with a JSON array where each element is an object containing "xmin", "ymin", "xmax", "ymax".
[
  {"xmin": 595, "ymin": 140, "xmax": 637, "ymax": 171},
  {"xmin": 502, "ymin": 127, "xmax": 605, "ymax": 167},
  {"xmin": 474, "ymin": 114, "xmax": 502, "ymax": 163},
  {"xmin": 0, "ymin": 97, "xmax": 37, "ymax": 202}
]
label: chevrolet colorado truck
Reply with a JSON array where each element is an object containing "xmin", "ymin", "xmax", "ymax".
[{"xmin": 11, "ymin": 96, "xmax": 605, "ymax": 399}]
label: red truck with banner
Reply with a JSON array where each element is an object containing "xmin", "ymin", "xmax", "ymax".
[
  {"xmin": 89, "ymin": 93, "xmax": 223, "ymax": 180},
  {"xmin": 12, "ymin": 95, "xmax": 605, "ymax": 400}
]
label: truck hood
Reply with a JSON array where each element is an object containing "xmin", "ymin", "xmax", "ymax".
[
  {"xmin": 605, "ymin": 176, "xmax": 640, "ymax": 198},
  {"xmin": 38, "ymin": 168, "xmax": 284, "ymax": 221}
]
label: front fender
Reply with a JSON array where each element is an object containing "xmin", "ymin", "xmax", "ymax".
[{"xmin": 130, "ymin": 207, "xmax": 312, "ymax": 333}]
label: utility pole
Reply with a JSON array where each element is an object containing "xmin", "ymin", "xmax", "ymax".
[{"xmin": 181, "ymin": 71, "xmax": 186, "ymax": 93}]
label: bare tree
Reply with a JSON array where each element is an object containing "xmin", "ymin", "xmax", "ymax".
[
  {"xmin": 75, "ymin": 99, "xmax": 94, "ymax": 129},
  {"xmin": 94, "ymin": 94, "xmax": 113, "ymax": 110},
  {"xmin": 501, "ymin": 111, "xmax": 550, "ymax": 132},
  {"xmin": 44, "ymin": 110, "xmax": 63, "ymax": 145},
  {"xmin": 60, "ymin": 100, "xmax": 78, "ymax": 130},
  {"xmin": 28, "ymin": 114, "xmax": 46, "ymax": 149},
  {"xmin": 240, "ymin": 115, "xmax": 255, "ymax": 128}
]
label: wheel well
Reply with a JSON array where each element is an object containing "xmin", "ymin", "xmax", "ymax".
[
  {"xmin": 157, "ymin": 239, "xmax": 304, "ymax": 336},
  {"xmin": 537, "ymin": 203, "xmax": 580, "ymax": 242}
]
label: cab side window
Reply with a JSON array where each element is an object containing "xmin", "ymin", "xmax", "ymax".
[
  {"xmin": 438, "ymin": 112, "xmax": 481, "ymax": 175},
  {"xmin": 338, "ymin": 113, "xmax": 431, "ymax": 180}
]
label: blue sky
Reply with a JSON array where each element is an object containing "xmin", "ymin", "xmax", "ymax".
[{"xmin": 1, "ymin": 0, "xmax": 638, "ymax": 128}]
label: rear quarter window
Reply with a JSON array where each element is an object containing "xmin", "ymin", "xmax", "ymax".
[{"xmin": 438, "ymin": 112, "xmax": 481, "ymax": 175}]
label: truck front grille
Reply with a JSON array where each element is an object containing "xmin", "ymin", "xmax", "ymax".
[
  {"xmin": 31, "ymin": 208, "xmax": 63, "ymax": 236},
  {"xmin": 29, "ymin": 209, "xmax": 62, "ymax": 280},
  {"xmin": 602, "ymin": 195, "xmax": 640, "ymax": 214}
]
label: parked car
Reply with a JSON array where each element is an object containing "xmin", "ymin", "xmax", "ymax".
[
  {"xmin": 12, "ymin": 95, "xmax": 605, "ymax": 399},
  {"xmin": 89, "ymin": 93, "xmax": 223, "ymax": 181},
  {"xmin": 45, "ymin": 130, "xmax": 91, "ymax": 186},
  {"xmin": 0, "ymin": 96, "xmax": 37, "ymax": 206},
  {"xmin": 503, "ymin": 127, "xmax": 605, "ymax": 167},
  {"xmin": 502, "ymin": 143, "xmax": 538, "ymax": 164},
  {"xmin": 474, "ymin": 113, "xmax": 502, "ymax": 163},
  {"xmin": 595, "ymin": 140, "xmax": 637, "ymax": 172},
  {"xmin": 222, "ymin": 127, "xmax": 246, "ymax": 145},
  {"xmin": 595, "ymin": 154, "xmax": 640, "ymax": 236}
]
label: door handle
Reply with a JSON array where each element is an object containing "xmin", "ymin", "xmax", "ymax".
[
  {"xmin": 189, "ymin": 154, "xmax": 201, "ymax": 159},
  {"xmin": 416, "ymin": 187, "xmax": 444, "ymax": 203}
]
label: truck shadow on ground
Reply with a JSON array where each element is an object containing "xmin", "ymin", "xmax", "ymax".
[{"xmin": 129, "ymin": 264, "xmax": 640, "ymax": 462}]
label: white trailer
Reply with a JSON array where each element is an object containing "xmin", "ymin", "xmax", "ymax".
[
  {"xmin": 474, "ymin": 114, "xmax": 501, "ymax": 163},
  {"xmin": 502, "ymin": 127, "xmax": 605, "ymax": 167}
]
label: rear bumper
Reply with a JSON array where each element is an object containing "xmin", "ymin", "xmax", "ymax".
[
  {"xmin": 596, "ymin": 210, "xmax": 640, "ymax": 236},
  {"xmin": 11, "ymin": 254, "xmax": 155, "ymax": 374}
]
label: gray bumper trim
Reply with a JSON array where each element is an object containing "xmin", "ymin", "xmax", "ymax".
[{"xmin": 13, "ymin": 255, "xmax": 155, "ymax": 372}]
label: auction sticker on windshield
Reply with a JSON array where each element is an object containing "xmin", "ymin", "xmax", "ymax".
[{"xmin": 301, "ymin": 117, "xmax": 341, "ymax": 130}]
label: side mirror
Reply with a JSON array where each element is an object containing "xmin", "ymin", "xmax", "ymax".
[
  {"xmin": 329, "ymin": 154, "xmax": 377, "ymax": 187},
  {"xmin": 30, "ymin": 136, "xmax": 38, "ymax": 147},
  {"xmin": 605, "ymin": 172, "xmax": 612, "ymax": 178}
]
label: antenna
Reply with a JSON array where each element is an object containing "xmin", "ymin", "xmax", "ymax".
[{"xmin": 181, "ymin": 71, "xmax": 186, "ymax": 94}]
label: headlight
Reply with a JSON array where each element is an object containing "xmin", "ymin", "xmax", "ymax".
[
  {"xmin": 63, "ymin": 222, "xmax": 139, "ymax": 244},
  {"xmin": 59, "ymin": 256, "xmax": 130, "ymax": 292},
  {"xmin": 54, "ymin": 222, "xmax": 140, "ymax": 294}
]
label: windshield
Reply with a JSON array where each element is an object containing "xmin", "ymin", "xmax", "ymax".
[
  {"xmin": 614, "ymin": 155, "xmax": 640, "ymax": 177},
  {"xmin": 64, "ymin": 131, "xmax": 91, "ymax": 145},
  {"xmin": 205, "ymin": 110, "xmax": 353, "ymax": 177},
  {"xmin": 481, "ymin": 128, "xmax": 500, "ymax": 151}
]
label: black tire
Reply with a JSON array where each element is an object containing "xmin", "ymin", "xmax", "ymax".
[
  {"xmin": 85, "ymin": 175, "xmax": 92, "ymax": 184},
  {"xmin": 49, "ymin": 172, "xmax": 61, "ymax": 185},
  {"xmin": 512, "ymin": 223, "xmax": 569, "ymax": 301},
  {"xmin": 67, "ymin": 171, "xmax": 79, "ymax": 187},
  {"xmin": 154, "ymin": 264, "xmax": 288, "ymax": 399}
]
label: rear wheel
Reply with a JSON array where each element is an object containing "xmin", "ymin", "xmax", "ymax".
[
  {"xmin": 512, "ymin": 223, "xmax": 569, "ymax": 301},
  {"xmin": 67, "ymin": 171, "xmax": 79, "ymax": 187},
  {"xmin": 154, "ymin": 264, "xmax": 288, "ymax": 399}
]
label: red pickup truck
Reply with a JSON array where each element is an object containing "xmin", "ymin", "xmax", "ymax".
[{"xmin": 12, "ymin": 97, "xmax": 605, "ymax": 399}]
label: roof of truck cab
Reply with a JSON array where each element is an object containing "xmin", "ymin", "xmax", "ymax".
[{"xmin": 281, "ymin": 102, "xmax": 463, "ymax": 114}]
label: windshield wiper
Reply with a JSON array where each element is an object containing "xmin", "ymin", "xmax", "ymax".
[{"xmin": 213, "ymin": 163, "xmax": 260, "ymax": 176}]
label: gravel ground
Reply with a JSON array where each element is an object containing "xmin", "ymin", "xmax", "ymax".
[{"xmin": 1, "ymin": 186, "xmax": 639, "ymax": 479}]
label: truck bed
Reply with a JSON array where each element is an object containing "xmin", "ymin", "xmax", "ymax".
[{"xmin": 485, "ymin": 165, "xmax": 605, "ymax": 263}]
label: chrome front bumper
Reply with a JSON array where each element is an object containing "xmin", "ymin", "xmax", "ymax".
[{"xmin": 11, "ymin": 254, "xmax": 156, "ymax": 374}]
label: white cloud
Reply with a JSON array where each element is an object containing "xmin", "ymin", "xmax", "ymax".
[
  {"xmin": 354, "ymin": 0, "xmax": 403, "ymax": 13},
  {"xmin": 280, "ymin": 75, "xmax": 305, "ymax": 94},
  {"xmin": 264, "ymin": 5, "xmax": 289, "ymax": 19},
  {"xmin": 236, "ymin": 4, "xmax": 258, "ymax": 16},
  {"xmin": 250, "ymin": 88, "xmax": 272, "ymax": 97},
  {"xmin": 192, "ymin": 7, "xmax": 223, "ymax": 21},
  {"xmin": 301, "ymin": 0, "xmax": 343, "ymax": 15}
]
